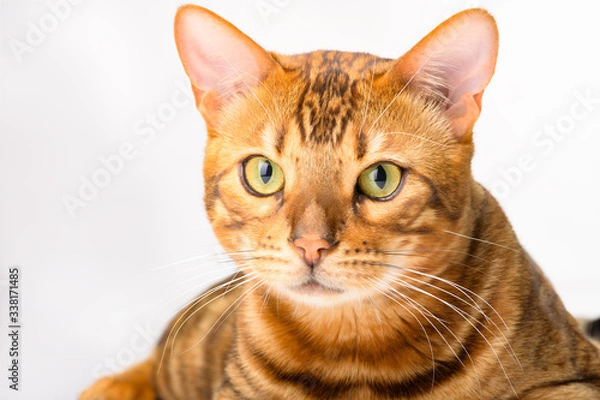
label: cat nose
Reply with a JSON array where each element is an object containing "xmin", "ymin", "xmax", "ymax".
[{"xmin": 293, "ymin": 234, "xmax": 331, "ymax": 266}]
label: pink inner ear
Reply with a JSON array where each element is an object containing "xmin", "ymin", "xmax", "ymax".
[
  {"xmin": 397, "ymin": 9, "xmax": 498, "ymax": 139},
  {"xmin": 174, "ymin": 6, "xmax": 275, "ymax": 100},
  {"xmin": 431, "ymin": 20, "xmax": 498, "ymax": 106}
]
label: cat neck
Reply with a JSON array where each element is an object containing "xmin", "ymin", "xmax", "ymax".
[{"xmin": 236, "ymin": 279, "xmax": 486, "ymax": 377}]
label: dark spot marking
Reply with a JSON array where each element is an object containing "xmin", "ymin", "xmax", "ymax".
[
  {"xmin": 420, "ymin": 175, "xmax": 463, "ymax": 222},
  {"xmin": 250, "ymin": 345, "xmax": 354, "ymax": 399},
  {"xmin": 275, "ymin": 126, "xmax": 286, "ymax": 154},
  {"xmin": 356, "ymin": 131, "xmax": 368, "ymax": 160},
  {"xmin": 391, "ymin": 225, "xmax": 433, "ymax": 235},
  {"xmin": 223, "ymin": 220, "xmax": 246, "ymax": 230},
  {"xmin": 372, "ymin": 310, "xmax": 489, "ymax": 398},
  {"xmin": 517, "ymin": 376, "xmax": 600, "ymax": 399},
  {"xmin": 295, "ymin": 58, "xmax": 358, "ymax": 146}
]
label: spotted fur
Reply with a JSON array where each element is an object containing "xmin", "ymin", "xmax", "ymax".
[{"xmin": 81, "ymin": 6, "xmax": 600, "ymax": 400}]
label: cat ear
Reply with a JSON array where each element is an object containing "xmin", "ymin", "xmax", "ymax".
[
  {"xmin": 387, "ymin": 9, "xmax": 499, "ymax": 142},
  {"xmin": 174, "ymin": 5, "xmax": 277, "ymax": 122}
]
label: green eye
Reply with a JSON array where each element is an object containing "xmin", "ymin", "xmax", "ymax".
[
  {"xmin": 357, "ymin": 162, "xmax": 402, "ymax": 200},
  {"xmin": 242, "ymin": 156, "xmax": 284, "ymax": 196}
]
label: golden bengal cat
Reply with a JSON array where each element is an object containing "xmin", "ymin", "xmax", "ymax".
[{"xmin": 81, "ymin": 5, "xmax": 600, "ymax": 400}]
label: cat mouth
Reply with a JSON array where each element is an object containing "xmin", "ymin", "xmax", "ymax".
[{"xmin": 292, "ymin": 278, "xmax": 344, "ymax": 295}]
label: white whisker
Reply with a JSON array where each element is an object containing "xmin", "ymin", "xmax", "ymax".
[
  {"xmin": 370, "ymin": 280, "xmax": 435, "ymax": 353},
  {"xmin": 399, "ymin": 266, "xmax": 522, "ymax": 372},
  {"xmin": 384, "ymin": 131, "xmax": 448, "ymax": 147},
  {"xmin": 151, "ymin": 254, "xmax": 221, "ymax": 271},
  {"xmin": 150, "ymin": 250, "xmax": 254, "ymax": 271},
  {"xmin": 387, "ymin": 273, "xmax": 517, "ymax": 397},
  {"xmin": 381, "ymin": 251, "xmax": 511, "ymax": 331},
  {"xmin": 367, "ymin": 50, "xmax": 438, "ymax": 136},
  {"xmin": 371, "ymin": 279, "xmax": 450, "ymax": 393},
  {"xmin": 156, "ymin": 269, "xmax": 240, "ymax": 310},
  {"xmin": 375, "ymin": 277, "xmax": 483, "ymax": 397},
  {"xmin": 235, "ymin": 69, "xmax": 278, "ymax": 129},
  {"xmin": 442, "ymin": 230, "xmax": 519, "ymax": 253},
  {"xmin": 166, "ymin": 264, "xmax": 238, "ymax": 285},
  {"xmin": 359, "ymin": 60, "xmax": 376, "ymax": 136},
  {"xmin": 156, "ymin": 272, "xmax": 257, "ymax": 373},
  {"xmin": 180, "ymin": 279, "xmax": 264, "ymax": 355}
]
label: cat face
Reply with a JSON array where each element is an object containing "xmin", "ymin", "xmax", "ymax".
[{"xmin": 175, "ymin": 6, "xmax": 498, "ymax": 306}]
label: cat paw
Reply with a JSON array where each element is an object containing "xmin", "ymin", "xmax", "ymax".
[{"xmin": 79, "ymin": 376, "xmax": 156, "ymax": 400}]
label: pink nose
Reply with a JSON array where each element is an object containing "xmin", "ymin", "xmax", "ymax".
[{"xmin": 293, "ymin": 234, "xmax": 331, "ymax": 266}]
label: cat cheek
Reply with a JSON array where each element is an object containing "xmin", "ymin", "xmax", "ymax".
[{"xmin": 218, "ymin": 178, "xmax": 282, "ymax": 219}]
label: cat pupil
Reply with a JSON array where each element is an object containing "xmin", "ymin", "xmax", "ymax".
[
  {"xmin": 372, "ymin": 165, "xmax": 387, "ymax": 189},
  {"xmin": 259, "ymin": 161, "xmax": 273, "ymax": 184}
]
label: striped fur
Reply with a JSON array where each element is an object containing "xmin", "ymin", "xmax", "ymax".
[{"xmin": 81, "ymin": 6, "xmax": 600, "ymax": 400}]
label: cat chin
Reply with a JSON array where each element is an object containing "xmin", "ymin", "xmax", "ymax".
[
  {"xmin": 293, "ymin": 279, "xmax": 343, "ymax": 295},
  {"xmin": 274, "ymin": 280, "xmax": 366, "ymax": 308}
]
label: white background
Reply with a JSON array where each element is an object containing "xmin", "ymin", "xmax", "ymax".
[{"xmin": 1, "ymin": 0, "xmax": 599, "ymax": 399}]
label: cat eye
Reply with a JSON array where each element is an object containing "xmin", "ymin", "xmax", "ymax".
[
  {"xmin": 357, "ymin": 162, "xmax": 402, "ymax": 200},
  {"xmin": 242, "ymin": 156, "xmax": 285, "ymax": 196}
]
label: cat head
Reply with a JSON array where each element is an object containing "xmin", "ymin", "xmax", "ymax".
[{"xmin": 174, "ymin": 6, "xmax": 498, "ymax": 307}]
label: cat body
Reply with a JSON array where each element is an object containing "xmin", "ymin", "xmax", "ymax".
[{"xmin": 81, "ymin": 6, "xmax": 600, "ymax": 400}]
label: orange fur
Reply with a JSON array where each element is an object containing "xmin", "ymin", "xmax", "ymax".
[{"xmin": 81, "ymin": 6, "xmax": 600, "ymax": 400}]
